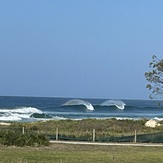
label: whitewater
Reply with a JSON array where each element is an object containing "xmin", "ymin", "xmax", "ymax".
[{"xmin": 0, "ymin": 96, "xmax": 163, "ymax": 122}]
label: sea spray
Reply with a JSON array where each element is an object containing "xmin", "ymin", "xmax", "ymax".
[
  {"xmin": 62, "ymin": 99, "xmax": 94, "ymax": 111},
  {"xmin": 101, "ymin": 100, "xmax": 126, "ymax": 110}
]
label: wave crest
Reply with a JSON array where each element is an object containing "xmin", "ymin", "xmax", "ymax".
[
  {"xmin": 101, "ymin": 100, "xmax": 126, "ymax": 110},
  {"xmin": 62, "ymin": 99, "xmax": 94, "ymax": 111},
  {"xmin": 0, "ymin": 107, "xmax": 43, "ymax": 121},
  {"xmin": 0, "ymin": 107, "xmax": 42, "ymax": 114}
]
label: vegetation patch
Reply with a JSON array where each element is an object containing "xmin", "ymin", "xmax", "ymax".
[
  {"xmin": 1, "ymin": 119, "xmax": 163, "ymax": 144},
  {"xmin": 0, "ymin": 130, "xmax": 49, "ymax": 147}
]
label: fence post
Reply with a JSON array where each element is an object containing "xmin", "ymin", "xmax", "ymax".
[
  {"xmin": 93, "ymin": 129, "xmax": 96, "ymax": 142},
  {"xmin": 22, "ymin": 126, "xmax": 25, "ymax": 135},
  {"xmin": 134, "ymin": 130, "xmax": 137, "ymax": 143},
  {"xmin": 56, "ymin": 127, "xmax": 59, "ymax": 141}
]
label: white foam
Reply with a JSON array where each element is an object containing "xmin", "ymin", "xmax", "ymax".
[
  {"xmin": 0, "ymin": 115, "xmax": 22, "ymax": 121},
  {"xmin": 52, "ymin": 116, "xmax": 68, "ymax": 120},
  {"xmin": 153, "ymin": 117, "xmax": 163, "ymax": 121},
  {"xmin": 101, "ymin": 100, "xmax": 126, "ymax": 110},
  {"xmin": 62, "ymin": 99, "xmax": 94, "ymax": 111},
  {"xmin": 0, "ymin": 107, "xmax": 42, "ymax": 114},
  {"xmin": 0, "ymin": 107, "xmax": 43, "ymax": 121},
  {"xmin": 115, "ymin": 117, "xmax": 137, "ymax": 120}
]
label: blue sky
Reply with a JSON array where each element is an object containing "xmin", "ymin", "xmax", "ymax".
[{"xmin": 0, "ymin": 0, "xmax": 163, "ymax": 99}]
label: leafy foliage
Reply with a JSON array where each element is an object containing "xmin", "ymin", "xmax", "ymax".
[
  {"xmin": 0, "ymin": 130, "xmax": 49, "ymax": 147},
  {"xmin": 145, "ymin": 55, "xmax": 163, "ymax": 99}
]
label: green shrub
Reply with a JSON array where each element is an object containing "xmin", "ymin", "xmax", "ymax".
[{"xmin": 0, "ymin": 130, "xmax": 49, "ymax": 147}]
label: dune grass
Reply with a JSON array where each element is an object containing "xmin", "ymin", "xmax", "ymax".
[
  {"xmin": 0, "ymin": 143, "xmax": 163, "ymax": 163},
  {"xmin": 1, "ymin": 119, "xmax": 163, "ymax": 144},
  {"xmin": 9, "ymin": 119, "xmax": 163, "ymax": 138}
]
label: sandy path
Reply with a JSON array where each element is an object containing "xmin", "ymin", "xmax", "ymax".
[{"xmin": 50, "ymin": 140, "xmax": 163, "ymax": 147}]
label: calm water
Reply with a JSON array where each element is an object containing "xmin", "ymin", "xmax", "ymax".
[{"xmin": 0, "ymin": 96, "xmax": 163, "ymax": 122}]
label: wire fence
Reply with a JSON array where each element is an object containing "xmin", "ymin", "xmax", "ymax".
[
  {"xmin": 47, "ymin": 130, "xmax": 163, "ymax": 143},
  {"xmin": 1, "ymin": 126, "xmax": 163, "ymax": 143}
]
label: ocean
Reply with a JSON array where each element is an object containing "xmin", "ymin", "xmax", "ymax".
[{"xmin": 0, "ymin": 96, "xmax": 163, "ymax": 122}]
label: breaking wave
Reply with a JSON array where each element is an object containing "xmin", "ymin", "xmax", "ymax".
[
  {"xmin": 62, "ymin": 99, "xmax": 94, "ymax": 111},
  {"xmin": 0, "ymin": 107, "xmax": 42, "ymax": 114},
  {"xmin": 101, "ymin": 100, "xmax": 126, "ymax": 110},
  {"xmin": 0, "ymin": 107, "xmax": 43, "ymax": 121}
]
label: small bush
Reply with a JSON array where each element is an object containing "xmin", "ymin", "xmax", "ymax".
[{"xmin": 0, "ymin": 131, "xmax": 49, "ymax": 147}]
